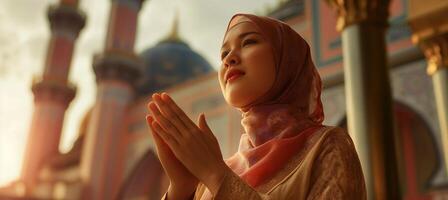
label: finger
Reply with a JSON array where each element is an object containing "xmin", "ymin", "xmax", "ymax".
[
  {"xmin": 161, "ymin": 93, "xmax": 198, "ymax": 133},
  {"xmin": 153, "ymin": 93, "xmax": 191, "ymax": 136},
  {"xmin": 146, "ymin": 115, "xmax": 168, "ymax": 148},
  {"xmin": 146, "ymin": 115, "xmax": 168, "ymax": 156},
  {"xmin": 148, "ymin": 101, "xmax": 182, "ymax": 140},
  {"xmin": 151, "ymin": 118, "xmax": 179, "ymax": 148},
  {"xmin": 146, "ymin": 115, "xmax": 181, "ymax": 161}
]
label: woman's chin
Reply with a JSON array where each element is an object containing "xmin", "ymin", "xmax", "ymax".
[
  {"xmin": 226, "ymin": 96, "xmax": 252, "ymax": 110},
  {"xmin": 224, "ymin": 85, "xmax": 262, "ymax": 109}
]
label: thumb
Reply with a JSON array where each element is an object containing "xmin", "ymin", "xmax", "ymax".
[
  {"xmin": 198, "ymin": 113, "xmax": 222, "ymax": 157},
  {"xmin": 198, "ymin": 113, "xmax": 213, "ymax": 134}
]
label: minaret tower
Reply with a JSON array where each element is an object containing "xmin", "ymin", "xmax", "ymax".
[
  {"xmin": 79, "ymin": 0, "xmax": 145, "ymax": 199},
  {"xmin": 21, "ymin": 0, "xmax": 85, "ymax": 190}
]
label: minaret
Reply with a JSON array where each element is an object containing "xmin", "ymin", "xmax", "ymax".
[
  {"xmin": 21, "ymin": 0, "xmax": 85, "ymax": 191},
  {"xmin": 79, "ymin": 0, "xmax": 145, "ymax": 199}
]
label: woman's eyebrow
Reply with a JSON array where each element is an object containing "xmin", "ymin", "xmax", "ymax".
[{"xmin": 221, "ymin": 31, "xmax": 261, "ymax": 51}]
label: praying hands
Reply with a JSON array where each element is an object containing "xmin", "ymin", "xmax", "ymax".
[{"xmin": 146, "ymin": 92, "xmax": 230, "ymax": 199}]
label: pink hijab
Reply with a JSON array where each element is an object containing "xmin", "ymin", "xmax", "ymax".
[{"xmin": 223, "ymin": 14, "xmax": 325, "ymax": 188}]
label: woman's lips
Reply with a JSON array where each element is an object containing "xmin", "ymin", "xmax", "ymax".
[
  {"xmin": 227, "ymin": 73, "xmax": 244, "ymax": 83},
  {"xmin": 225, "ymin": 69, "xmax": 245, "ymax": 84}
]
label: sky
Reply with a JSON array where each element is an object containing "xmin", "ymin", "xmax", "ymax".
[{"xmin": 0, "ymin": 0, "xmax": 281, "ymax": 187}]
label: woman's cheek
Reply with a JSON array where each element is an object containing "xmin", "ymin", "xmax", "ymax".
[{"xmin": 218, "ymin": 71, "xmax": 226, "ymax": 88}]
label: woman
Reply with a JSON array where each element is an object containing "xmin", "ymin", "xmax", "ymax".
[{"xmin": 146, "ymin": 13, "xmax": 366, "ymax": 199}]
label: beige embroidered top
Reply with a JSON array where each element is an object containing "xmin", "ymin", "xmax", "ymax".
[{"xmin": 162, "ymin": 127, "xmax": 366, "ymax": 200}]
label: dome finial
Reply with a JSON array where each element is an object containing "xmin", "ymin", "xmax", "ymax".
[
  {"xmin": 159, "ymin": 9, "xmax": 187, "ymax": 44},
  {"xmin": 167, "ymin": 9, "xmax": 180, "ymax": 41}
]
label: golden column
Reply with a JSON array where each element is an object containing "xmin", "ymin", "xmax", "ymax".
[
  {"xmin": 325, "ymin": 0, "xmax": 401, "ymax": 199},
  {"xmin": 408, "ymin": 0, "xmax": 448, "ymax": 173}
]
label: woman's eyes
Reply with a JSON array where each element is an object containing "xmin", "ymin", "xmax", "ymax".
[
  {"xmin": 242, "ymin": 39, "xmax": 257, "ymax": 46},
  {"xmin": 220, "ymin": 39, "xmax": 258, "ymax": 60},
  {"xmin": 221, "ymin": 51, "xmax": 229, "ymax": 60}
]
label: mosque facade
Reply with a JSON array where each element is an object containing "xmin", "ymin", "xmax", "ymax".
[{"xmin": 0, "ymin": 0, "xmax": 447, "ymax": 199}]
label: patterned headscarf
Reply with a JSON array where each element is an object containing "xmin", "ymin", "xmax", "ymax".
[{"xmin": 223, "ymin": 13, "xmax": 325, "ymax": 188}]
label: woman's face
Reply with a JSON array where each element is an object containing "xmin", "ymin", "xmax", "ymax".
[{"xmin": 219, "ymin": 20, "xmax": 276, "ymax": 110}]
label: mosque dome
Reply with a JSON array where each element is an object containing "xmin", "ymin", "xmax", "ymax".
[{"xmin": 136, "ymin": 15, "xmax": 214, "ymax": 96}]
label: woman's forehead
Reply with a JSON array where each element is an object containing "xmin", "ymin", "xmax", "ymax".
[
  {"xmin": 222, "ymin": 22, "xmax": 260, "ymax": 50},
  {"xmin": 223, "ymin": 20, "xmax": 260, "ymax": 41},
  {"xmin": 227, "ymin": 22, "xmax": 258, "ymax": 35}
]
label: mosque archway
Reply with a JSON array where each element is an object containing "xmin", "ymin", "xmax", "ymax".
[
  {"xmin": 337, "ymin": 101, "xmax": 438, "ymax": 199},
  {"xmin": 116, "ymin": 150, "xmax": 167, "ymax": 200}
]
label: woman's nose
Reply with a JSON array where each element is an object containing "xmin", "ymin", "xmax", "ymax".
[{"xmin": 224, "ymin": 52, "xmax": 240, "ymax": 68}]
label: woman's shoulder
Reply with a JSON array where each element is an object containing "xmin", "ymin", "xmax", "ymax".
[
  {"xmin": 270, "ymin": 126, "xmax": 354, "ymax": 182},
  {"xmin": 306, "ymin": 126, "xmax": 367, "ymax": 198},
  {"xmin": 258, "ymin": 126, "xmax": 362, "ymax": 195},
  {"xmin": 310, "ymin": 126, "xmax": 354, "ymax": 150},
  {"xmin": 303, "ymin": 125, "xmax": 359, "ymax": 166},
  {"xmin": 318, "ymin": 125, "xmax": 349, "ymax": 137},
  {"xmin": 324, "ymin": 126, "xmax": 357, "ymax": 150},
  {"xmin": 307, "ymin": 126, "xmax": 364, "ymax": 184}
]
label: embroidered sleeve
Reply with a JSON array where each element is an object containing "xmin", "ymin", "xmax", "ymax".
[
  {"xmin": 306, "ymin": 129, "xmax": 367, "ymax": 200},
  {"xmin": 213, "ymin": 170, "xmax": 269, "ymax": 200},
  {"xmin": 160, "ymin": 191, "xmax": 195, "ymax": 200}
]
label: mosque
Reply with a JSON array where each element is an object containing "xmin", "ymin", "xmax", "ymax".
[{"xmin": 0, "ymin": 0, "xmax": 447, "ymax": 199}]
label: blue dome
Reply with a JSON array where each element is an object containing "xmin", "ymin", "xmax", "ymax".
[{"xmin": 137, "ymin": 39, "xmax": 214, "ymax": 96}]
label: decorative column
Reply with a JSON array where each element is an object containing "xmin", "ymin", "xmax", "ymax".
[
  {"xmin": 325, "ymin": 0, "xmax": 401, "ymax": 199},
  {"xmin": 21, "ymin": 0, "xmax": 85, "ymax": 190},
  {"xmin": 408, "ymin": 0, "xmax": 448, "ymax": 174},
  {"xmin": 79, "ymin": 0, "xmax": 145, "ymax": 199}
]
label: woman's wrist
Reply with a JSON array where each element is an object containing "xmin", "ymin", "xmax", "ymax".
[
  {"xmin": 167, "ymin": 183, "xmax": 197, "ymax": 200},
  {"xmin": 202, "ymin": 163, "xmax": 229, "ymax": 195}
]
